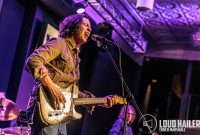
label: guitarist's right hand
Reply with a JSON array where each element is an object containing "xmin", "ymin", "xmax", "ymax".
[
  {"xmin": 39, "ymin": 67, "xmax": 66, "ymax": 110},
  {"xmin": 45, "ymin": 80, "xmax": 66, "ymax": 110}
]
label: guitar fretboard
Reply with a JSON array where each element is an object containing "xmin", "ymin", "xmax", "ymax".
[{"xmin": 73, "ymin": 98, "xmax": 107, "ymax": 105}]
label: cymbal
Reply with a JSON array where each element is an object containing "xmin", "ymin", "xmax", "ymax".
[
  {"xmin": 3, "ymin": 126, "xmax": 31, "ymax": 135},
  {"xmin": 0, "ymin": 97, "xmax": 20, "ymax": 121}
]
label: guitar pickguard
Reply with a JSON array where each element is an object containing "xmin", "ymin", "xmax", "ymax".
[{"xmin": 39, "ymin": 85, "xmax": 82, "ymax": 125}]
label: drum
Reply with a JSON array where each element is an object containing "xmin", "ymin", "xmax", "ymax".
[{"xmin": 2, "ymin": 126, "xmax": 31, "ymax": 135}]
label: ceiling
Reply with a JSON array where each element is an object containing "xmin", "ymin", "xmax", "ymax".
[
  {"xmin": 132, "ymin": 0, "xmax": 200, "ymax": 48},
  {"xmin": 41, "ymin": 0, "xmax": 200, "ymax": 64}
]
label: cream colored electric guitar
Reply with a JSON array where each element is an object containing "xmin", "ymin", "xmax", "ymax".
[{"xmin": 38, "ymin": 85, "xmax": 126, "ymax": 125}]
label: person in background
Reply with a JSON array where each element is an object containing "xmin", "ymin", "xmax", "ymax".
[
  {"xmin": 26, "ymin": 13, "xmax": 115, "ymax": 135},
  {"xmin": 109, "ymin": 105, "xmax": 136, "ymax": 135}
]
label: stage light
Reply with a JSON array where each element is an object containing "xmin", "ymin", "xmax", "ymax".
[
  {"xmin": 136, "ymin": 0, "xmax": 155, "ymax": 11},
  {"xmin": 75, "ymin": 1, "xmax": 88, "ymax": 14},
  {"xmin": 87, "ymin": 0, "xmax": 99, "ymax": 5}
]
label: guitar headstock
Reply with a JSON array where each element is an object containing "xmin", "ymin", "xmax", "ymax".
[{"xmin": 113, "ymin": 95, "xmax": 127, "ymax": 104}]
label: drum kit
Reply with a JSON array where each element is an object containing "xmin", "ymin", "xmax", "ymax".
[{"xmin": 0, "ymin": 96, "xmax": 31, "ymax": 135}]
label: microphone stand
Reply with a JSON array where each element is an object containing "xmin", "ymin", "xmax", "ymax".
[
  {"xmin": 122, "ymin": 102, "xmax": 129, "ymax": 135},
  {"xmin": 101, "ymin": 41, "xmax": 153, "ymax": 134}
]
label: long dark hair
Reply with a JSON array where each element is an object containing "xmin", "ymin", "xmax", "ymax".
[
  {"xmin": 59, "ymin": 14, "xmax": 89, "ymax": 38},
  {"xmin": 118, "ymin": 105, "xmax": 136, "ymax": 124}
]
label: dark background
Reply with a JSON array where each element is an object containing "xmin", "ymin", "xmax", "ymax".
[{"xmin": 0, "ymin": 0, "xmax": 200, "ymax": 135}]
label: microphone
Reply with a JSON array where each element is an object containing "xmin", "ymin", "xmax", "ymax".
[{"xmin": 91, "ymin": 34, "xmax": 113, "ymax": 44}]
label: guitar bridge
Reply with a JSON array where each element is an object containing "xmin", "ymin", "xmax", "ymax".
[{"xmin": 48, "ymin": 111, "xmax": 63, "ymax": 117}]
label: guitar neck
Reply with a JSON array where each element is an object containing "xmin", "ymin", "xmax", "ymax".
[{"xmin": 73, "ymin": 98, "xmax": 107, "ymax": 106}]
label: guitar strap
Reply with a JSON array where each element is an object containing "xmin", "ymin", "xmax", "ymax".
[
  {"xmin": 46, "ymin": 62, "xmax": 63, "ymax": 82},
  {"xmin": 69, "ymin": 85, "xmax": 74, "ymax": 115},
  {"xmin": 46, "ymin": 63, "xmax": 79, "ymax": 87}
]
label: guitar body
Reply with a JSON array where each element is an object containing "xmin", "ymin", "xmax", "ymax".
[
  {"xmin": 38, "ymin": 85, "xmax": 82, "ymax": 125},
  {"xmin": 38, "ymin": 85, "xmax": 126, "ymax": 125}
]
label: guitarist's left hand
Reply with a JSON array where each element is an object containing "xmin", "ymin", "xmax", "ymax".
[{"xmin": 100, "ymin": 95, "xmax": 116, "ymax": 108}]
